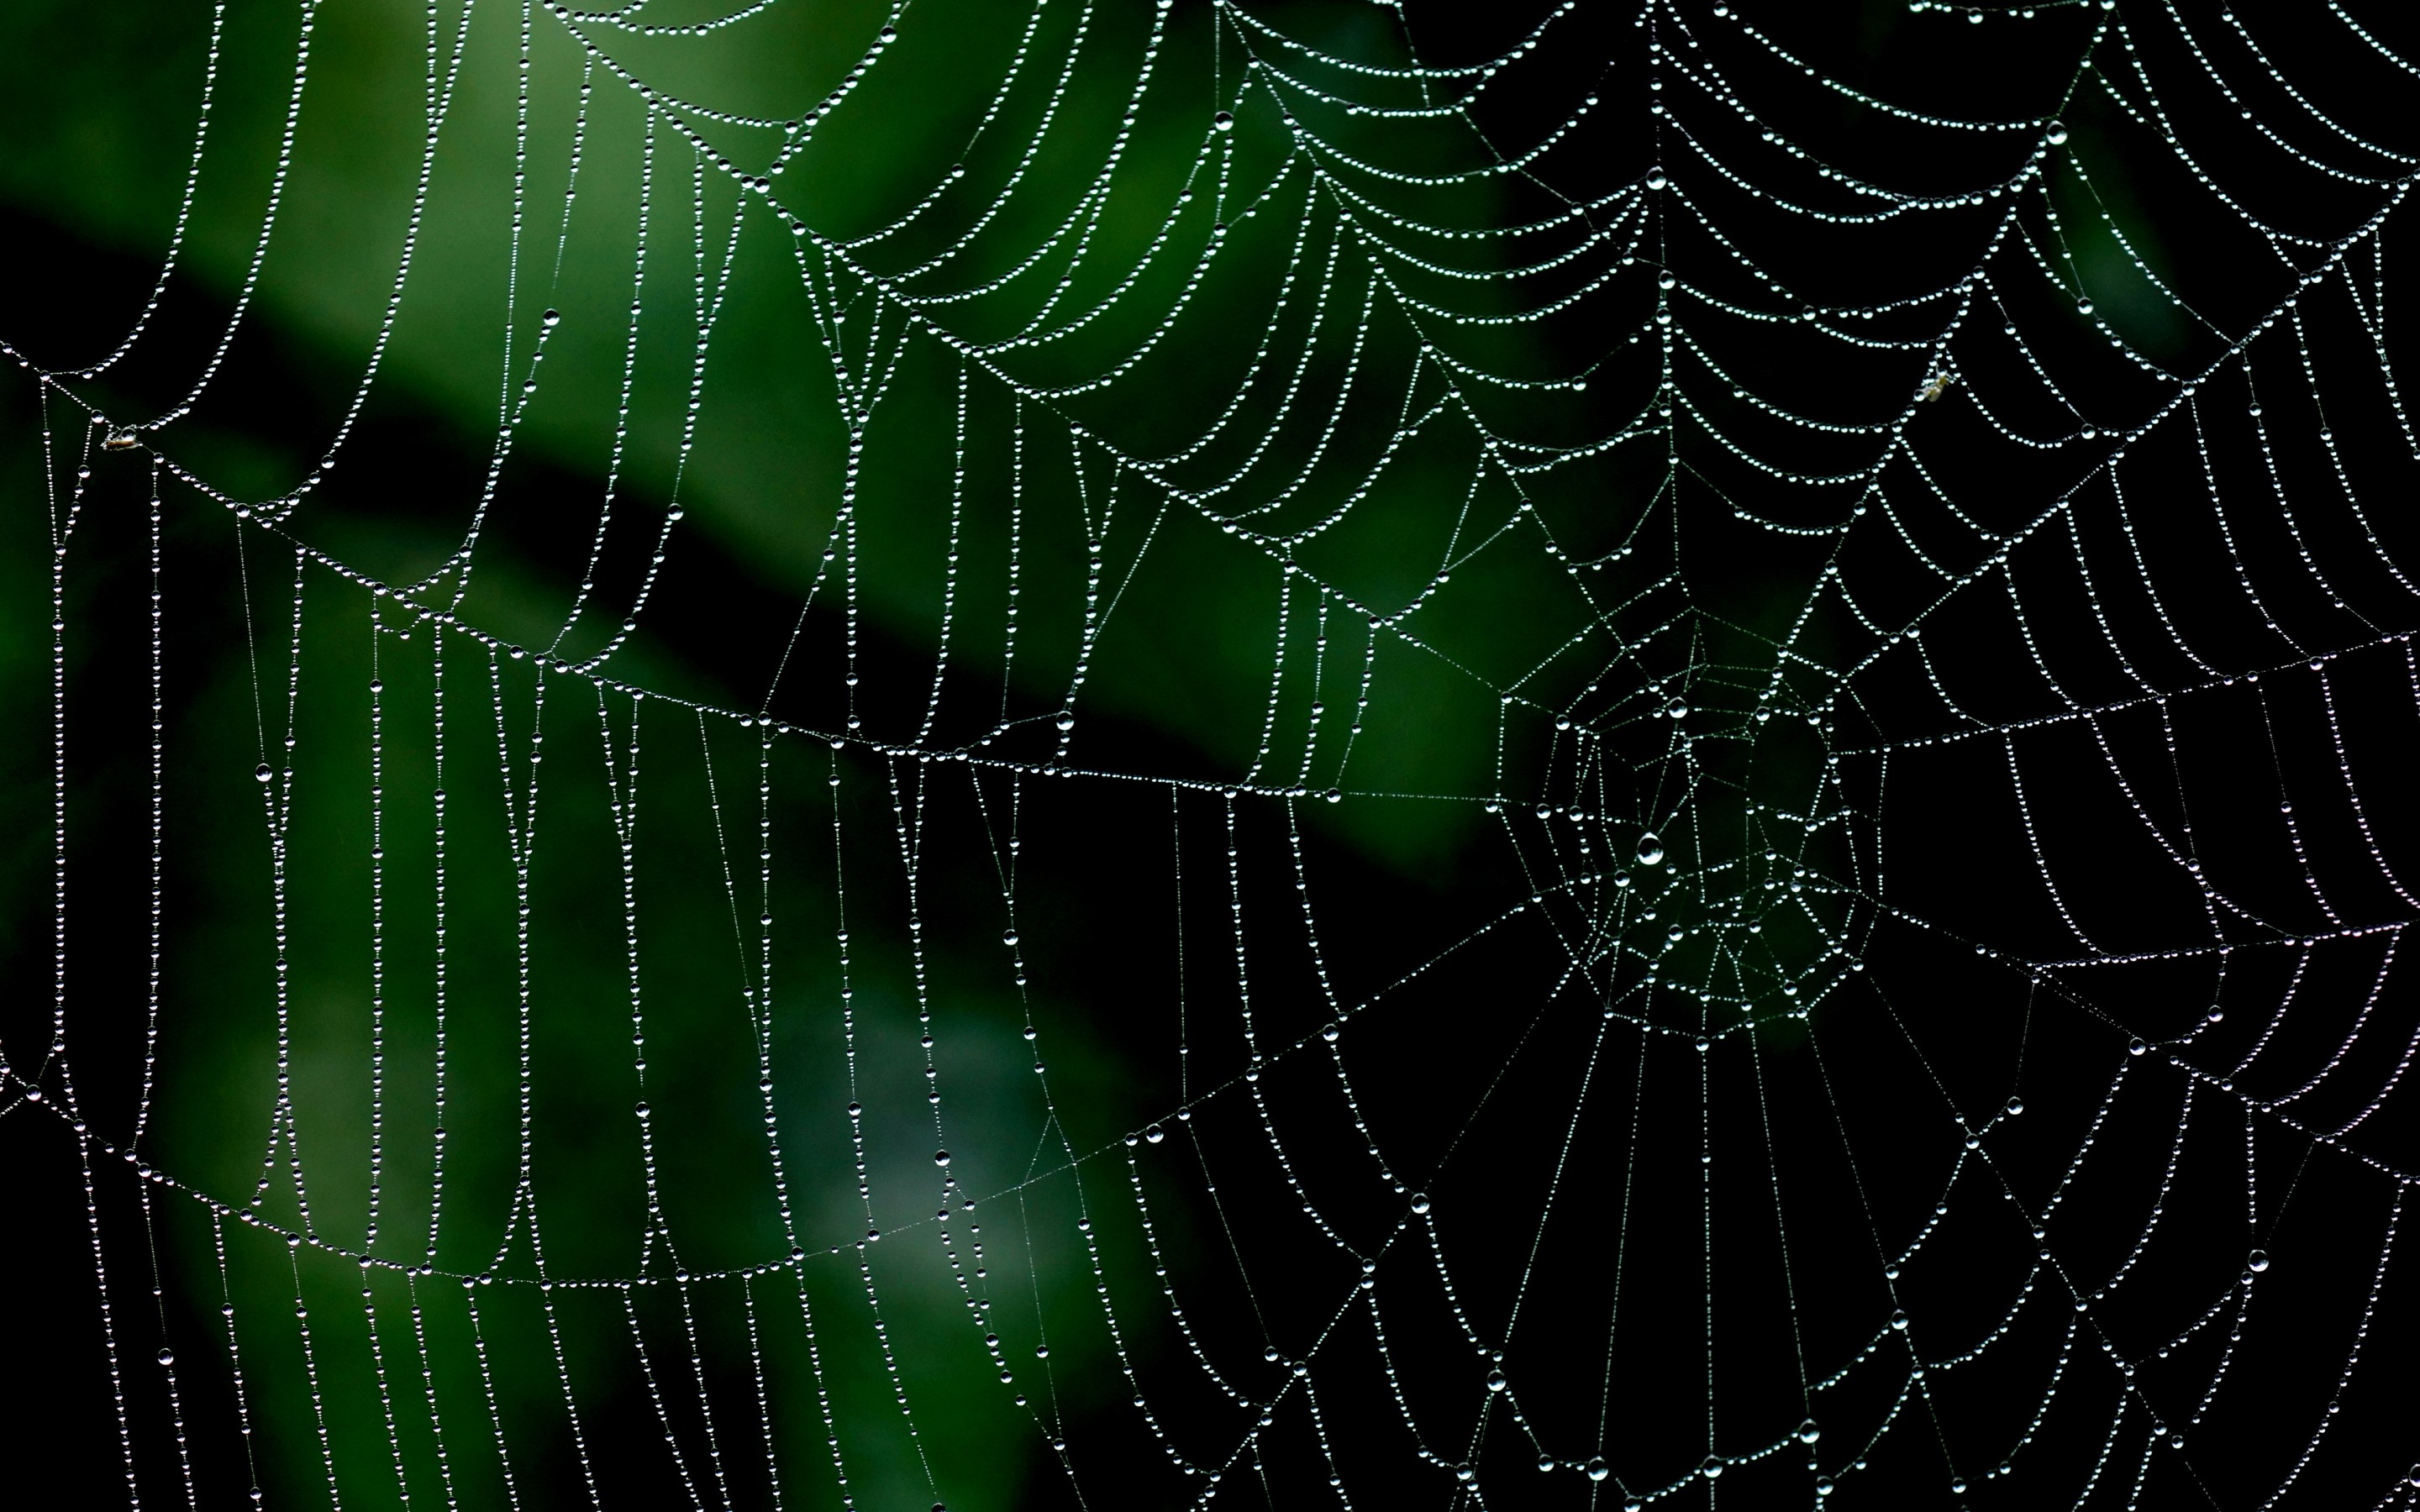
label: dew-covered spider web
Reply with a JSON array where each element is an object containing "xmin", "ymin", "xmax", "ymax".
[{"xmin": 6, "ymin": 0, "xmax": 2420, "ymax": 1507}]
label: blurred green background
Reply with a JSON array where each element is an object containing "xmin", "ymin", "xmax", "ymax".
[
  {"xmin": 0, "ymin": 1, "xmax": 1605, "ymax": 1506},
  {"xmin": 18, "ymin": 1, "xmax": 2415, "ymax": 1508}
]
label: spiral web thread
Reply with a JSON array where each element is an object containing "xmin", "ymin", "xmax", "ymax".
[{"xmin": 8, "ymin": 0, "xmax": 2420, "ymax": 1508}]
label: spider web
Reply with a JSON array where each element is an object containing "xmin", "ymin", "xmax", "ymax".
[{"xmin": 4, "ymin": 0, "xmax": 2419, "ymax": 1508}]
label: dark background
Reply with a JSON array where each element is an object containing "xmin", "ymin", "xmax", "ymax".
[{"xmin": 5, "ymin": 2, "xmax": 2418, "ymax": 1508}]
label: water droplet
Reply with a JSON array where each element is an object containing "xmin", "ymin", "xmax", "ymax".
[
  {"xmin": 1701, "ymin": 1455, "xmax": 1724, "ymax": 1478},
  {"xmin": 1585, "ymin": 1457, "xmax": 1609, "ymax": 1483},
  {"xmin": 1454, "ymin": 1462, "xmax": 1475, "ymax": 1483},
  {"xmin": 1144, "ymin": 1124, "xmax": 1165, "ymax": 1145},
  {"xmin": 1891, "ymin": 1309, "xmax": 1909, "ymax": 1330},
  {"xmin": 1486, "ymin": 1368, "xmax": 1507, "ymax": 1392},
  {"xmin": 1636, "ymin": 833, "xmax": 1665, "ymax": 866},
  {"xmin": 254, "ymin": 764, "xmax": 273, "ymax": 783},
  {"xmin": 2006, "ymin": 1096, "xmax": 2025, "ymax": 1116},
  {"xmin": 157, "ymin": 1348, "xmax": 174, "ymax": 1366},
  {"xmin": 2076, "ymin": 296, "xmax": 2095, "ymax": 316},
  {"xmin": 934, "ymin": 1150, "xmax": 951, "ymax": 1167},
  {"xmin": 1410, "ymin": 1192, "xmax": 1432, "ymax": 1215},
  {"xmin": 2047, "ymin": 120, "xmax": 2070, "ymax": 145},
  {"xmin": 1612, "ymin": 871, "xmax": 1632, "ymax": 890},
  {"xmin": 2248, "ymin": 1248, "xmax": 2270, "ymax": 1273},
  {"xmin": 542, "ymin": 308, "xmax": 561, "ymax": 327},
  {"xmin": 1798, "ymin": 1417, "xmax": 1820, "ymax": 1443},
  {"xmin": 1537, "ymin": 1455, "xmax": 1555, "ymax": 1473},
  {"xmin": 1213, "ymin": 110, "xmax": 1234, "ymax": 131},
  {"xmin": 1055, "ymin": 712, "xmax": 1076, "ymax": 732}
]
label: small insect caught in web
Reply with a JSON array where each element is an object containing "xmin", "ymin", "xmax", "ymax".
[
  {"xmin": 1918, "ymin": 370, "xmax": 1955, "ymax": 402},
  {"xmin": 101, "ymin": 431, "xmax": 142, "ymax": 451}
]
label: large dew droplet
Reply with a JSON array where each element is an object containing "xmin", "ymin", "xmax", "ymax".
[{"xmin": 1636, "ymin": 832, "xmax": 1665, "ymax": 866}]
